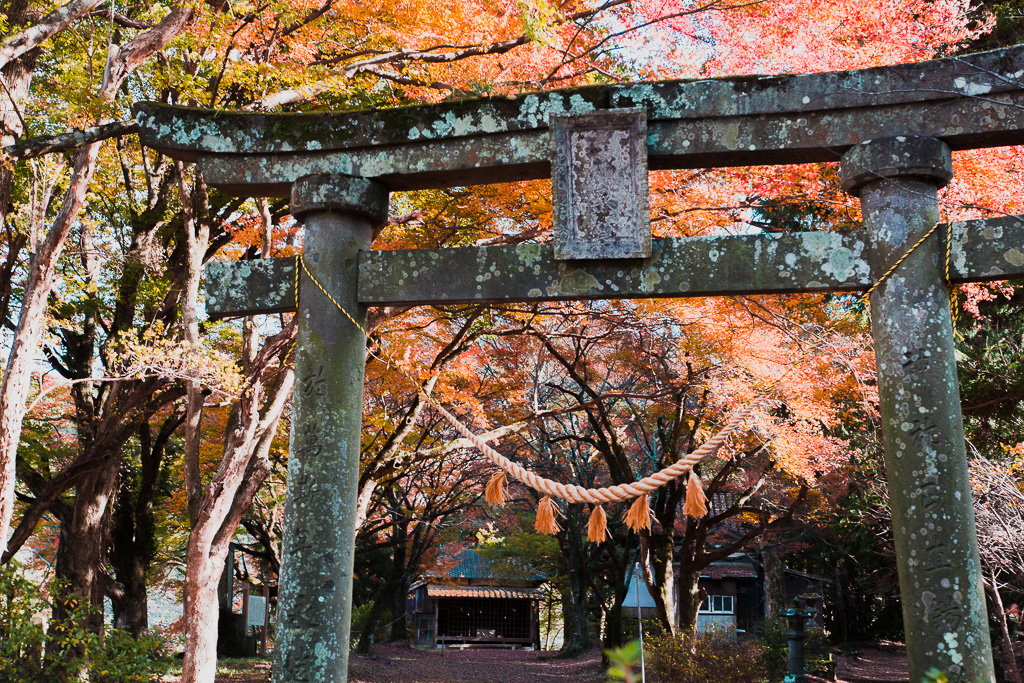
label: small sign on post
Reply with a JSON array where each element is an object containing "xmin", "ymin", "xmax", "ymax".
[
  {"xmin": 551, "ymin": 108, "xmax": 650, "ymax": 260},
  {"xmin": 248, "ymin": 595, "xmax": 267, "ymax": 628}
]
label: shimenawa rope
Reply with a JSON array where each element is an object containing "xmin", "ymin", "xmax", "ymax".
[
  {"xmin": 291, "ymin": 254, "xmax": 760, "ymax": 536},
  {"xmin": 286, "ymin": 216, "xmax": 962, "ymax": 539}
]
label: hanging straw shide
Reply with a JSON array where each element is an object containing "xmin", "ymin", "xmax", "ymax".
[
  {"xmin": 485, "ymin": 471, "xmax": 508, "ymax": 505},
  {"xmin": 535, "ymin": 495, "xmax": 561, "ymax": 534},
  {"xmin": 587, "ymin": 504, "xmax": 609, "ymax": 542},
  {"xmin": 683, "ymin": 471, "xmax": 708, "ymax": 518},
  {"xmin": 625, "ymin": 495, "xmax": 652, "ymax": 532}
]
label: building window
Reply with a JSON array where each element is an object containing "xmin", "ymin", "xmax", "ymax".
[{"xmin": 699, "ymin": 595, "xmax": 734, "ymax": 614}]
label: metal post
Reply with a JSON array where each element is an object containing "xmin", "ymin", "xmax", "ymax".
[
  {"xmin": 243, "ymin": 583, "xmax": 250, "ymax": 635},
  {"xmin": 841, "ymin": 136, "xmax": 995, "ymax": 683},
  {"xmin": 634, "ymin": 562, "xmax": 645, "ymax": 683},
  {"xmin": 262, "ymin": 584, "xmax": 270, "ymax": 656},
  {"xmin": 273, "ymin": 174, "xmax": 389, "ymax": 683}
]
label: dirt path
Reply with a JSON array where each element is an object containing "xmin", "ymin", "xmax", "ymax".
[
  {"xmin": 833, "ymin": 640, "xmax": 1024, "ymax": 682},
  {"xmin": 348, "ymin": 645, "xmax": 606, "ymax": 683},
  {"xmin": 162, "ymin": 639, "xmax": 1024, "ymax": 682},
  {"xmin": 835, "ymin": 642, "xmax": 909, "ymax": 682},
  {"xmin": 161, "ymin": 646, "xmax": 605, "ymax": 683}
]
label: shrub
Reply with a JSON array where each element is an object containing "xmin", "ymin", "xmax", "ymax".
[
  {"xmin": 350, "ymin": 602, "xmax": 393, "ymax": 648},
  {"xmin": 0, "ymin": 561, "xmax": 169, "ymax": 683},
  {"xmin": 90, "ymin": 628, "xmax": 169, "ymax": 682},
  {"xmin": 622, "ymin": 614, "xmax": 665, "ymax": 642},
  {"xmin": 0, "ymin": 561, "xmax": 48, "ymax": 682},
  {"xmin": 645, "ymin": 626, "xmax": 767, "ymax": 683}
]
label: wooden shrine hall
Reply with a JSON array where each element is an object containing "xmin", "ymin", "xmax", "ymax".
[{"xmin": 408, "ymin": 550, "xmax": 544, "ymax": 649}]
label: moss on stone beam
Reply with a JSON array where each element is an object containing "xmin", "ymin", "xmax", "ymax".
[
  {"xmin": 136, "ymin": 46, "xmax": 1024, "ymax": 195},
  {"xmin": 205, "ymin": 258, "xmax": 298, "ymax": 320},
  {"xmin": 357, "ymin": 232, "xmax": 873, "ymax": 306},
  {"xmin": 203, "ymin": 217, "xmax": 1024, "ymax": 317},
  {"xmin": 138, "ymin": 45, "xmax": 1024, "ymax": 159}
]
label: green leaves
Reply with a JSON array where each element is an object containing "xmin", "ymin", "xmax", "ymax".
[
  {"xmin": 0, "ymin": 563, "xmax": 167, "ymax": 682},
  {"xmin": 605, "ymin": 639, "xmax": 642, "ymax": 682}
]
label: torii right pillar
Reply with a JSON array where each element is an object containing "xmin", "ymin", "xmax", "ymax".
[{"xmin": 841, "ymin": 136, "xmax": 995, "ymax": 682}]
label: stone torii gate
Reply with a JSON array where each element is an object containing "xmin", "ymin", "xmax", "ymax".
[{"xmin": 137, "ymin": 45, "xmax": 1024, "ymax": 683}]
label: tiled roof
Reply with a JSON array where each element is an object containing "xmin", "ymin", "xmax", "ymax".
[
  {"xmin": 428, "ymin": 550, "xmax": 547, "ymax": 581},
  {"xmin": 427, "ymin": 586, "xmax": 545, "ymax": 600},
  {"xmin": 701, "ymin": 561, "xmax": 758, "ymax": 579},
  {"xmin": 707, "ymin": 493, "xmax": 735, "ymax": 518}
]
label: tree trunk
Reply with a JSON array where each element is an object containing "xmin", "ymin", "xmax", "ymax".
[
  {"xmin": 109, "ymin": 417, "xmax": 175, "ymax": 636},
  {"xmin": 762, "ymin": 544, "xmax": 786, "ymax": 620},
  {"xmin": 560, "ymin": 581, "xmax": 589, "ymax": 656},
  {"xmin": 388, "ymin": 534, "xmax": 409, "ymax": 643},
  {"xmin": 356, "ymin": 580, "xmax": 395, "ymax": 654},
  {"xmin": 181, "ymin": 441, "xmax": 274, "ymax": 682},
  {"xmin": 49, "ymin": 461, "xmax": 119, "ymax": 663},
  {"xmin": 545, "ymin": 590, "xmax": 554, "ymax": 650},
  {"xmin": 988, "ymin": 572, "xmax": 1022, "ymax": 683},
  {"xmin": 0, "ymin": 141, "xmax": 101, "ymax": 555},
  {"xmin": 390, "ymin": 578, "xmax": 409, "ymax": 643},
  {"xmin": 357, "ymin": 519, "xmax": 410, "ymax": 653},
  {"xmin": 832, "ymin": 558, "xmax": 849, "ymax": 642},
  {"xmin": 56, "ymin": 467, "xmax": 118, "ymax": 624},
  {"xmin": 183, "ymin": 544, "xmax": 225, "ymax": 683},
  {"xmin": 178, "ymin": 159, "xmax": 294, "ymax": 682},
  {"xmin": 643, "ymin": 531, "xmax": 677, "ymax": 635},
  {"xmin": 0, "ymin": 0, "xmax": 43, "ymax": 225},
  {"xmin": 559, "ymin": 537, "xmax": 590, "ymax": 656},
  {"xmin": 109, "ymin": 486, "xmax": 150, "ymax": 635},
  {"xmin": 676, "ymin": 567, "xmax": 704, "ymax": 639},
  {"xmin": 0, "ymin": 2, "xmax": 193, "ymax": 557},
  {"xmin": 603, "ymin": 589, "xmax": 626, "ymax": 651},
  {"xmin": 552, "ymin": 506, "xmax": 592, "ymax": 656}
]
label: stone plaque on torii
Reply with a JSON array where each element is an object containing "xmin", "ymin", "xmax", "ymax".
[{"xmin": 137, "ymin": 45, "xmax": 1024, "ymax": 683}]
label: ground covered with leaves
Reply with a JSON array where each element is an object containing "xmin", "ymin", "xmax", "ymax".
[
  {"xmin": 349, "ymin": 645, "xmax": 606, "ymax": 683},
  {"xmin": 160, "ymin": 646, "xmax": 605, "ymax": 683},
  {"xmin": 834, "ymin": 642, "xmax": 909, "ymax": 682},
  {"xmin": 159, "ymin": 640, "xmax": 1024, "ymax": 682}
]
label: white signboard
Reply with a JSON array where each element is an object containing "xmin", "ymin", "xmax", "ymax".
[{"xmin": 247, "ymin": 595, "xmax": 267, "ymax": 628}]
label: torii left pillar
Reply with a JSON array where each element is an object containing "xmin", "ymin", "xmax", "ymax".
[{"xmin": 274, "ymin": 174, "xmax": 389, "ymax": 683}]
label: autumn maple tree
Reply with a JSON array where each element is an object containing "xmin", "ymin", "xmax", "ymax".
[{"xmin": 1, "ymin": 0, "xmax": 1023, "ymax": 681}]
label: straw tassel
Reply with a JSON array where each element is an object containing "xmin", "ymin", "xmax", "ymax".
[
  {"xmin": 535, "ymin": 496, "xmax": 561, "ymax": 534},
  {"xmin": 683, "ymin": 471, "xmax": 708, "ymax": 518},
  {"xmin": 485, "ymin": 471, "xmax": 508, "ymax": 505},
  {"xmin": 625, "ymin": 495, "xmax": 652, "ymax": 532},
  {"xmin": 587, "ymin": 504, "xmax": 609, "ymax": 543}
]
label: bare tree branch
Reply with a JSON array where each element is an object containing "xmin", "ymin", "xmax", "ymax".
[
  {"xmin": 4, "ymin": 120, "xmax": 138, "ymax": 162},
  {"xmin": 0, "ymin": 0, "xmax": 105, "ymax": 72},
  {"xmin": 85, "ymin": 8, "xmax": 154, "ymax": 30},
  {"xmin": 247, "ymin": 0, "xmax": 633, "ymax": 110}
]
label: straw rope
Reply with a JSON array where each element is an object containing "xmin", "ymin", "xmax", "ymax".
[
  {"xmin": 431, "ymin": 399, "xmax": 759, "ymax": 505},
  {"xmin": 288, "ymin": 209, "xmax": 961, "ymax": 507},
  {"xmin": 293, "ymin": 254, "xmax": 762, "ymax": 505}
]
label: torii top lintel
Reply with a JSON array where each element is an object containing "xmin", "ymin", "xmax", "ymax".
[{"xmin": 135, "ymin": 45, "xmax": 1024, "ymax": 197}]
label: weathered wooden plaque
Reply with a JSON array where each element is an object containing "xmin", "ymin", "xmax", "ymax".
[{"xmin": 551, "ymin": 108, "xmax": 650, "ymax": 260}]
